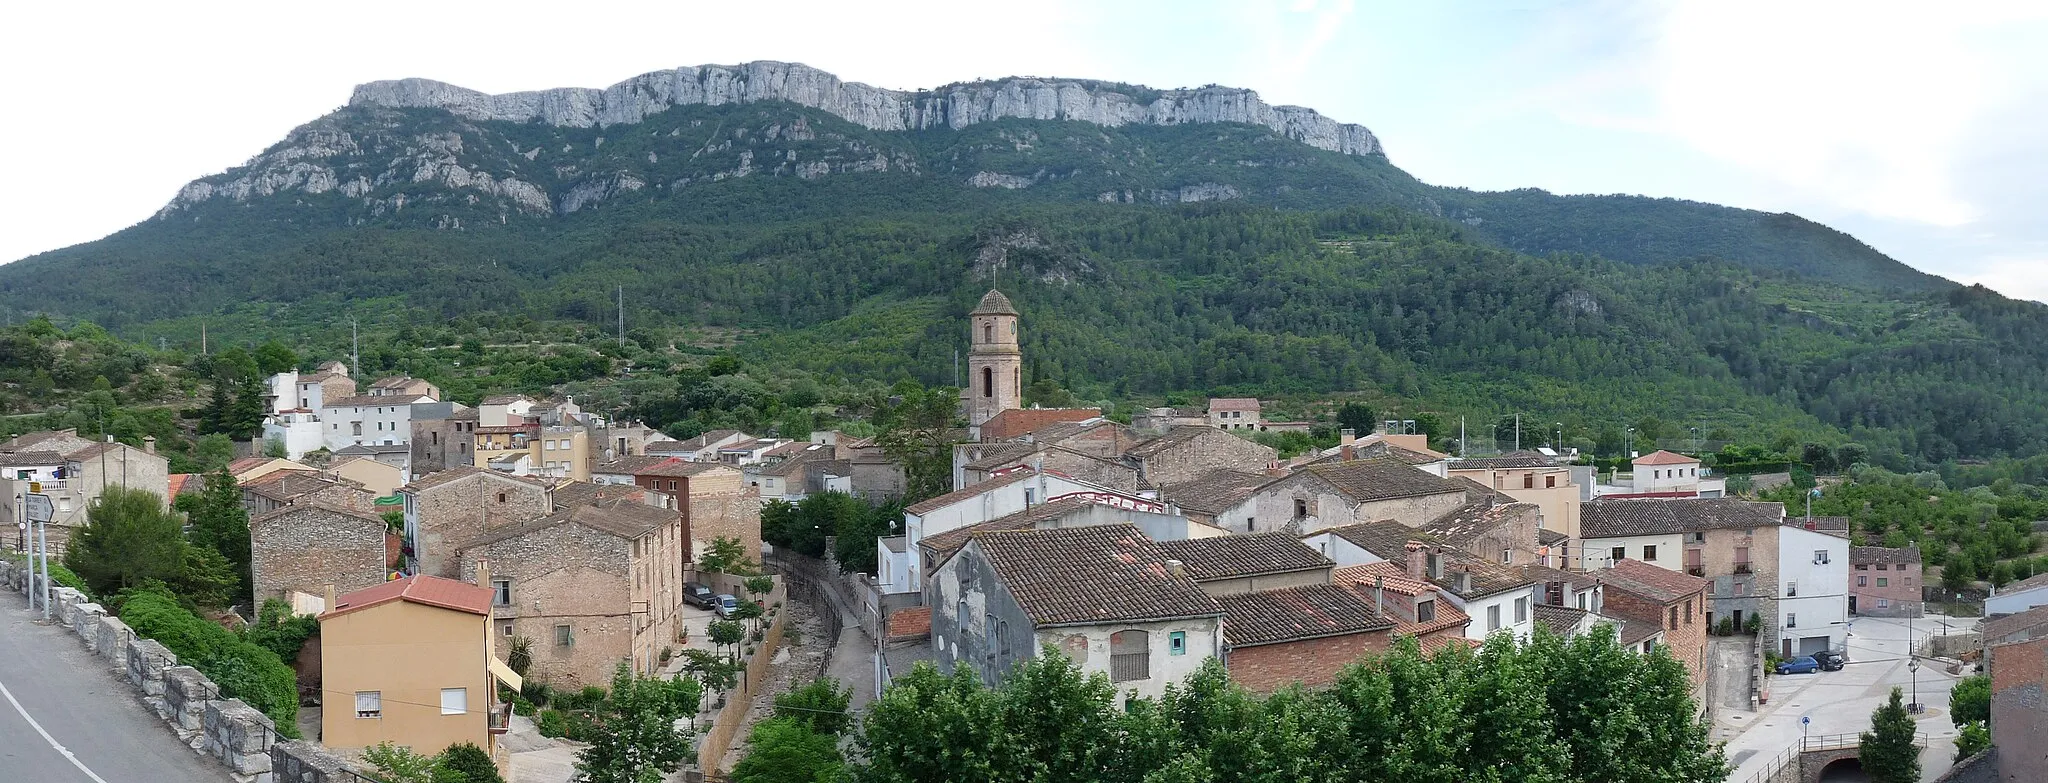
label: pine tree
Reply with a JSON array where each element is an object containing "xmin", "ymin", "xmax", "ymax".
[{"xmin": 1859, "ymin": 687, "xmax": 1921, "ymax": 783}]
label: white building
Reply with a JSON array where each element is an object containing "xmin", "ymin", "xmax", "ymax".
[
  {"xmin": 877, "ymin": 468, "xmax": 1165, "ymax": 595},
  {"xmin": 1775, "ymin": 524, "xmax": 1851, "ymax": 657},
  {"xmin": 1987, "ymin": 573, "xmax": 2048, "ymax": 617},
  {"xmin": 1594, "ymin": 450, "xmax": 1727, "ymax": 499},
  {"xmin": 321, "ymin": 394, "xmax": 435, "ymax": 452},
  {"xmin": 477, "ymin": 395, "xmax": 535, "ymax": 428}
]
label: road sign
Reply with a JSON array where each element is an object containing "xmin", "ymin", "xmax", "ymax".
[
  {"xmin": 1801, "ymin": 716, "xmax": 1810, "ymax": 726},
  {"xmin": 24, "ymin": 493, "xmax": 52, "ymax": 524}
]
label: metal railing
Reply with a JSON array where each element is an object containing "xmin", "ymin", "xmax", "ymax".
[
  {"xmin": 1742, "ymin": 732, "xmax": 1935, "ymax": 783},
  {"xmin": 1735, "ymin": 563, "xmax": 1754, "ymax": 574}
]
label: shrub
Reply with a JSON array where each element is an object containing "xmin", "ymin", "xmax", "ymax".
[
  {"xmin": 1715, "ymin": 617, "xmax": 1735, "ymax": 636},
  {"xmin": 119, "ymin": 591, "xmax": 299, "ymax": 737},
  {"xmin": 1745, "ymin": 614, "xmax": 1762, "ymax": 634},
  {"xmin": 536, "ymin": 709, "xmax": 569, "ymax": 738},
  {"xmin": 437, "ymin": 742, "xmax": 505, "ymax": 783},
  {"xmin": 519, "ymin": 679, "xmax": 551, "ymax": 708}
]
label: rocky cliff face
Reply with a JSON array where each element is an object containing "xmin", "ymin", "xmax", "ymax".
[{"xmin": 349, "ymin": 61, "xmax": 1383, "ymax": 157}]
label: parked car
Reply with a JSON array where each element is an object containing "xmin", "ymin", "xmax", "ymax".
[
  {"xmin": 683, "ymin": 583, "xmax": 716, "ymax": 609},
  {"xmin": 1776, "ymin": 656, "xmax": 1821, "ymax": 675},
  {"xmin": 1814, "ymin": 650, "xmax": 1847, "ymax": 671},
  {"xmin": 714, "ymin": 593, "xmax": 740, "ymax": 619}
]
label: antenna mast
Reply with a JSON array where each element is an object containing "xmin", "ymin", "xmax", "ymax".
[
  {"xmin": 350, "ymin": 318, "xmax": 359, "ymax": 379},
  {"xmin": 617, "ymin": 285, "xmax": 626, "ymax": 348}
]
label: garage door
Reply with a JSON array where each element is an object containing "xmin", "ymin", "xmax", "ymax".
[{"xmin": 1799, "ymin": 636, "xmax": 1832, "ymax": 656}]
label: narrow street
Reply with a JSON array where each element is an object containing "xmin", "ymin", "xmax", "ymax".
[{"xmin": 0, "ymin": 602, "xmax": 228, "ymax": 783}]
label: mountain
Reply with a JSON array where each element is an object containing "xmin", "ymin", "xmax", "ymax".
[{"xmin": 3, "ymin": 61, "xmax": 2042, "ymax": 466}]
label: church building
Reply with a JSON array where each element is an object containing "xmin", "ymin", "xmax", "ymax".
[{"xmin": 964, "ymin": 289, "xmax": 1023, "ymax": 427}]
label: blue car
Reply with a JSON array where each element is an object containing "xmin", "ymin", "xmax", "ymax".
[{"xmin": 1776, "ymin": 656, "xmax": 1821, "ymax": 675}]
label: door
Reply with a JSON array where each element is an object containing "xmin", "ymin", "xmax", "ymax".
[
  {"xmin": 1782, "ymin": 638, "xmax": 1793, "ymax": 658},
  {"xmin": 1848, "ymin": 596, "xmax": 1858, "ymax": 614},
  {"xmin": 1732, "ymin": 609, "xmax": 1743, "ymax": 629},
  {"xmin": 1799, "ymin": 636, "xmax": 1831, "ymax": 656}
]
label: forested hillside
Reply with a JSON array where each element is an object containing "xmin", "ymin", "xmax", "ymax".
[{"xmin": 0, "ymin": 83, "xmax": 2037, "ymax": 468}]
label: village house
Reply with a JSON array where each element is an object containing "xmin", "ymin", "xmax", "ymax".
[
  {"xmin": 250, "ymin": 501, "xmax": 393, "ymax": 609},
  {"xmin": 457, "ymin": 500, "xmax": 689, "ymax": 687},
  {"xmin": 1445, "ymin": 451, "xmax": 1582, "ymax": 538},
  {"xmin": 1594, "ymin": 450, "xmax": 1728, "ymax": 499},
  {"xmin": 1987, "ymin": 571, "xmax": 2048, "ymax": 617},
  {"xmin": 645, "ymin": 429, "xmax": 750, "ymax": 462},
  {"xmin": 321, "ymin": 390, "xmax": 437, "ymax": 452},
  {"xmin": 1249, "ymin": 456, "xmax": 1471, "ymax": 534},
  {"xmin": 1300, "ymin": 519, "xmax": 1539, "ymax": 642},
  {"xmin": 328, "ymin": 454, "xmax": 406, "ymax": 497},
  {"xmin": 1157, "ymin": 469, "xmax": 1271, "ymax": 531},
  {"xmin": 1122, "ymin": 425, "xmax": 1277, "ymax": 489},
  {"xmin": 241, "ymin": 470, "xmax": 376, "ymax": 516},
  {"xmin": 1849, "ymin": 545, "xmax": 1923, "ymax": 617},
  {"xmin": 953, "ymin": 441, "xmax": 1140, "ymax": 493},
  {"xmin": 261, "ymin": 367, "xmax": 357, "ymax": 459},
  {"xmin": 320, "ymin": 574, "xmax": 518, "ymax": 758},
  {"xmin": 744, "ymin": 442, "xmax": 838, "ymax": 502},
  {"xmin": 593, "ymin": 454, "xmax": 680, "ymax": 485},
  {"xmin": 906, "ymin": 496, "xmax": 1226, "ymax": 596},
  {"xmin": 971, "ymin": 408, "xmax": 1102, "ymax": 442},
  {"xmin": 927, "ymin": 524, "xmax": 1224, "ymax": 698},
  {"xmin": 400, "ymin": 467, "xmax": 554, "ymax": 580},
  {"xmin": 477, "ymin": 395, "xmax": 535, "ymax": 427},
  {"xmin": 879, "ymin": 469, "xmax": 1162, "ymax": 595},
  {"xmin": 410, "ymin": 404, "xmax": 478, "ymax": 476},
  {"xmin": 1018, "ymin": 418, "xmax": 1148, "ymax": 460},
  {"xmin": 0, "ymin": 431, "xmax": 170, "ymax": 553},
  {"xmin": 1157, "ymin": 533, "xmax": 1336, "ymax": 596},
  {"xmin": 1595, "ymin": 559, "xmax": 1712, "ymax": 700},
  {"xmin": 715, "ymin": 438, "xmax": 784, "ymax": 466},
  {"xmin": 1214, "ymin": 582, "xmax": 1394, "ymax": 691},
  {"xmin": 846, "ymin": 436, "xmax": 907, "ymax": 500},
  {"xmin": 1329, "ymin": 558, "xmax": 1474, "ymax": 652},
  {"xmin": 1131, "ymin": 406, "xmax": 1208, "ymax": 434},
  {"xmin": 1207, "ymin": 398, "xmax": 1262, "ymax": 430}
]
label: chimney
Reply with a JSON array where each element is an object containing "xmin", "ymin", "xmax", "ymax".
[
  {"xmin": 105, "ymin": 434, "xmax": 114, "ymax": 443},
  {"xmin": 476, "ymin": 558, "xmax": 492, "ymax": 589},
  {"xmin": 1456, "ymin": 570, "xmax": 1472, "ymax": 594},
  {"xmin": 1341, "ymin": 444, "xmax": 1355, "ymax": 461},
  {"xmin": 1404, "ymin": 542, "xmax": 1427, "ymax": 578},
  {"xmin": 1166, "ymin": 559, "xmax": 1187, "ymax": 578},
  {"xmin": 143, "ymin": 436, "xmax": 157, "ymax": 455},
  {"xmin": 1340, "ymin": 428, "xmax": 1357, "ymax": 446},
  {"xmin": 323, "ymin": 583, "xmax": 336, "ymax": 614},
  {"xmin": 1374, "ymin": 575, "xmax": 1386, "ymax": 618}
]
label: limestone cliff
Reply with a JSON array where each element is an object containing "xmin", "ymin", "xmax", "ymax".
[{"xmin": 349, "ymin": 61, "xmax": 1383, "ymax": 157}]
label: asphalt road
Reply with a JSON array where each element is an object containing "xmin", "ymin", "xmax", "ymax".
[{"xmin": 0, "ymin": 601, "xmax": 227, "ymax": 783}]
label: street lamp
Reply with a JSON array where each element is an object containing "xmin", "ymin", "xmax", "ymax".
[
  {"xmin": 1908, "ymin": 658, "xmax": 1921, "ymax": 714},
  {"xmin": 1625, "ymin": 427, "xmax": 1635, "ymax": 458}
]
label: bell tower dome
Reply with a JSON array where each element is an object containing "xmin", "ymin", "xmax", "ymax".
[{"xmin": 966, "ymin": 289, "xmax": 1022, "ymax": 426}]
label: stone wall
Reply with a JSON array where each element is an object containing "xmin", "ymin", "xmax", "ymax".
[
  {"xmin": 0, "ymin": 558, "xmax": 372, "ymax": 783},
  {"xmin": 250, "ymin": 504, "xmax": 387, "ymax": 605}
]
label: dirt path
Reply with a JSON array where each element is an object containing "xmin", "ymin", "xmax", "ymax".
[{"xmin": 717, "ymin": 598, "xmax": 830, "ymax": 773}]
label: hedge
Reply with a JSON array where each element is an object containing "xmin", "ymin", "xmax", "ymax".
[{"xmin": 118, "ymin": 590, "xmax": 300, "ymax": 737}]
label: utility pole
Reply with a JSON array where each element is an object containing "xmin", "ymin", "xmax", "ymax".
[
  {"xmin": 1514, "ymin": 413, "xmax": 1521, "ymax": 452},
  {"xmin": 350, "ymin": 319, "xmax": 359, "ymax": 380},
  {"xmin": 1459, "ymin": 417, "xmax": 1467, "ymax": 458},
  {"xmin": 201, "ymin": 322, "xmax": 208, "ymax": 355}
]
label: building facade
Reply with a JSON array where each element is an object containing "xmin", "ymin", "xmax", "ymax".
[
  {"xmin": 1849, "ymin": 545, "xmax": 1923, "ymax": 617},
  {"xmin": 320, "ymin": 575, "xmax": 513, "ymax": 757},
  {"xmin": 964, "ymin": 290, "xmax": 1022, "ymax": 427}
]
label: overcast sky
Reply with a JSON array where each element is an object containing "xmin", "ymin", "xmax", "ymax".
[{"xmin": 3, "ymin": 0, "xmax": 2043, "ymax": 299}]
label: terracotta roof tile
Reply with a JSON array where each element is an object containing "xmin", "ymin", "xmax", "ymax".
[
  {"xmin": 1322, "ymin": 521, "xmax": 1441, "ymax": 561},
  {"xmin": 1158, "ymin": 469, "xmax": 1271, "ymax": 514},
  {"xmin": 1156, "ymin": 533, "xmax": 1333, "ymax": 582},
  {"xmin": 636, "ymin": 461, "xmax": 736, "ymax": 479},
  {"xmin": 978, "ymin": 408, "xmax": 1102, "ymax": 441},
  {"xmin": 1216, "ymin": 583, "xmax": 1393, "ymax": 646},
  {"xmin": 1598, "ymin": 559, "xmax": 1710, "ymax": 604},
  {"xmin": 1299, "ymin": 457, "xmax": 1468, "ymax": 503},
  {"xmin": 596, "ymin": 455, "xmax": 681, "ymax": 475},
  {"xmin": 0, "ymin": 450, "xmax": 65, "ymax": 468},
  {"xmin": 1982, "ymin": 604, "xmax": 2048, "ymax": 642},
  {"xmin": 1631, "ymin": 450, "xmax": 1698, "ymax": 466},
  {"xmin": 1449, "ymin": 451, "xmax": 1562, "ymax": 470},
  {"xmin": 1850, "ymin": 546, "xmax": 1922, "ymax": 566},
  {"xmin": 971, "ymin": 289, "xmax": 1018, "ymax": 316},
  {"xmin": 1994, "ymin": 570, "xmax": 2048, "ymax": 597},
  {"xmin": 1580, "ymin": 498, "xmax": 1785, "ymax": 538},
  {"xmin": 322, "ymin": 575, "xmax": 493, "ymax": 620},
  {"xmin": 1208, "ymin": 398, "xmax": 1261, "ymax": 412},
  {"xmin": 973, "ymin": 525, "xmax": 1223, "ymax": 627}
]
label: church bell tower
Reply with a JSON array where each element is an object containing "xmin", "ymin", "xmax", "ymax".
[{"xmin": 966, "ymin": 289, "xmax": 1022, "ymax": 427}]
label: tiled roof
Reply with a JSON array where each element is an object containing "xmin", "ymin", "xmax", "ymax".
[
  {"xmin": 660, "ymin": 429, "xmax": 745, "ymax": 451},
  {"xmin": 480, "ymin": 395, "xmax": 531, "ymax": 405},
  {"xmin": 550, "ymin": 481, "xmax": 652, "ymax": 510},
  {"xmin": 1322, "ymin": 521, "xmax": 1441, "ymax": 561},
  {"xmin": 1598, "ymin": 559, "xmax": 1710, "ymax": 604},
  {"xmin": 457, "ymin": 501, "xmax": 673, "ymax": 550},
  {"xmin": 1532, "ymin": 603, "xmax": 1591, "ymax": 637},
  {"xmin": 762, "ymin": 440, "xmax": 814, "ymax": 458},
  {"xmin": 399, "ymin": 465, "xmax": 548, "ymax": 494},
  {"xmin": 595, "ymin": 455, "xmax": 680, "ymax": 475},
  {"xmin": 1851, "ymin": 546, "xmax": 1922, "ymax": 566},
  {"xmin": 1537, "ymin": 528, "xmax": 1569, "ymax": 545},
  {"xmin": 720, "ymin": 439, "xmax": 779, "ymax": 453},
  {"xmin": 1431, "ymin": 549, "xmax": 1534, "ymax": 599},
  {"xmin": 334, "ymin": 443, "xmax": 409, "ymax": 456},
  {"xmin": 243, "ymin": 471, "xmax": 350, "ymax": 501},
  {"xmin": 228, "ymin": 457, "xmax": 278, "ymax": 475},
  {"xmin": 1208, "ymin": 397, "xmax": 1261, "ymax": 412},
  {"xmin": 324, "ymin": 394, "xmax": 430, "ymax": 407},
  {"xmin": 1605, "ymin": 613, "xmax": 1664, "ymax": 645},
  {"xmin": 297, "ymin": 371, "xmax": 347, "ymax": 384},
  {"xmin": 0, "ymin": 450, "xmax": 64, "ymax": 467},
  {"xmin": 166, "ymin": 474, "xmax": 193, "ymax": 496},
  {"xmin": 1422, "ymin": 498, "xmax": 1534, "ymax": 549},
  {"xmin": 917, "ymin": 497, "xmax": 1096, "ymax": 561},
  {"xmin": 1802, "ymin": 516, "xmax": 1852, "ymax": 536},
  {"xmin": 1994, "ymin": 571, "xmax": 2048, "ymax": 597},
  {"xmin": 1156, "ymin": 533, "xmax": 1333, "ymax": 582},
  {"xmin": 450, "ymin": 407, "xmax": 481, "ymax": 422},
  {"xmin": 978, "ymin": 408, "xmax": 1101, "ymax": 441},
  {"xmin": 369, "ymin": 376, "xmax": 427, "ymax": 389},
  {"xmin": 1580, "ymin": 498, "xmax": 1785, "ymax": 538},
  {"xmin": 636, "ymin": 461, "xmax": 735, "ymax": 479},
  {"xmin": 1216, "ymin": 583, "xmax": 1393, "ymax": 646},
  {"xmin": 1519, "ymin": 564, "xmax": 1600, "ymax": 592},
  {"xmin": 1025, "ymin": 419, "xmax": 1120, "ymax": 445},
  {"xmin": 973, "ymin": 524, "xmax": 1223, "ymax": 627},
  {"xmin": 1449, "ymin": 451, "xmax": 1561, "ymax": 471},
  {"xmin": 1126, "ymin": 425, "xmax": 1223, "ymax": 458},
  {"xmin": 758, "ymin": 447, "xmax": 832, "ymax": 477},
  {"xmin": 1982, "ymin": 604, "xmax": 2048, "ymax": 642},
  {"xmin": 322, "ymin": 575, "xmax": 493, "ymax": 620},
  {"xmin": 1299, "ymin": 457, "xmax": 1468, "ymax": 503},
  {"xmin": 1632, "ymin": 450, "xmax": 1698, "ymax": 465},
  {"xmin": 971, "ymin": 289, "xmax": 1018, "ymax": 316},
  {"xmin": 962, "ymin": 442, "xmax": 1042, "ymax": 471},
  {"xmin": 250, "ymin": 500, "xmax": 385, "ymax": 529},
  {"xmin": 1158, "ymin": 469, "xmax": 1270, "ymax": 514},
  {"xmin": 1331, "ymin": 562, "xmax": 1471, "ymax": 637},
  {"xmin": 905, "ymin": 469, "xmax": 1038, "ymax": 515}
]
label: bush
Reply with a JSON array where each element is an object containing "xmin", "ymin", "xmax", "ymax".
[
  {"xmin": 1715, "ymin": 617, "xmax": 1735, "ymax": 636},
  {"xmin": 512, "ymin": 699, "xmax": 536, "ymax": 717},
  {"xmin": 437, "ymin": 742, "xmax": 505, "ymax": 783},
  {"xmin": 536, "ymin": 709, "xmax": 569, "ymax": 738},
  {"xmin": 1745, "ymin": 614, "xmax": 1762, "ymax": 634},
  {"xmin": 519, "ymin": 679, "xmax": 551, "ymax": 708},
  {"xmin": 119, "ymin": 591, "xmax": 299, "ymax": 737}
]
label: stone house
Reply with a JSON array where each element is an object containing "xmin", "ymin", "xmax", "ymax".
[
  {"xmin": 1207, "ymin": 398, "xmax": 1262, "ymax": 430},
  {"xmin": 367, "ymin": 375, "xmax": 441, "ymax": 400},
  {"xmin": 927, "ymin": 524, "xmax": 1225, "ymax": 699},
  {"xmin": 882, "ymin": 469, "xmax": 1160, "ymax": 594},
  {"xmin": 907, "ymin": 497, "xmax": 1226, "ymax": 597},
  {"xmin": 242, "ymin": 471, "xmax": 376, "ymax": 517},
  {"xmin": 1122, "ymin": 426, "xmax": 1276, "ymax": 489},
  {"xmin": 1445, "ymin": 451, "xmax": 1582, "ymax": 539},
  {"xmin": 457, "ymin": 501, "xmax": 691, "ymax": 687},
  {"xmin": 1157, "ymin": 469, "xmax": 1271, "ymax": 531},
  {"xmin": 250, "ymin": 501, "xmax": 392, "ymax": 607},
  {"xmin": 846, "ymin": 437, "xmax": 907, "ymax": 500},
  {"xmin": 1250, "ymin": 456, "xmax": 1470, "ymax": 534},
  {"xmin": 745, "ymin": 443, "xmax": 836, "ymax": 503},
  {"xmin": 631, "ymin": 460, "xmax": 760, "ymax": 562},
  {"xmin": 954, "ymin": 442, "xmax": 1139, "ymax": 493},
  {"xmin": 972, "ymin": 408, "xmax": 1101, "ymax": 442},
  {"xmin": 399, "ymin": 467, "xmax": 553, "ymax": 579},
  {"xmin": 409, "ymin": 403, "xmax": 477, "ymax": 476},
  {"xmin": 1595, "ymin": 558, "xmax": 1712, "ymax": 701},
  {"xmin": 1156, "ymin": 533, "xmax": 1335, "ymax": 597},
  {"xmin": 1298, "ymin": 518, "xmax": 1536, "ymax": 642},
  {"xmin": 1850, "ymin": 545, "xmax": 1923, "ymax": 617},
  {"xmin": 0, "ymin": 436, "xmax": 173, "ymax": 552},
  {"xmin": 1027, "ymin": 419, "xmax": 1148, "ymax": 460}
]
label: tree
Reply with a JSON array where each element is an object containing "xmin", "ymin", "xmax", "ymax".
[
  {"xmin": 835, "ymin": 499, "xmax": 903, "ymax": 575},
  {"xmin": 698, "ymin": 536, "xmax": 756, "ymax": 575},
  {"xmin": 736, "ymin": 601, "xmax": 765, "ymax": 635},
  {"xmin": 191, "ymin": 434, "xmax": 237, "ymax": 473},
  {"xmin": 575, "ymin": 664, "xmax": 699, "ymax": 783},
  {"xmin": 1990, "ymin": 560, "xmax": 2016, "ymax": 587},
  {"xmin": 365, "ymin": 742, "xmax": 440, "ymax": 783},
  {"xmin": 1022, "ymin": 379, "xmax": 1076, "ymax": 409},
  {"xmin": 733, "ymin": 717, "xmax": 844, "ymax": 783},
  {"xmin": 872, "ymin": 382, "xmax": 962, "ymax": 503},
  {"xmin": 1950, "ymin": 674, "xmax": 1990, "ymax": 727},
  {"xmin": 1859, "ymin": 687, "xmax": 1921, "ymax": 783},
  {"xmin": 1954, "ymin": 720, "xmax": 1990, "ymax": 761},
  {"xmin": 1335, "ymin": 401, "xmax": 1377, "ymax": 437},
  {"xmin": 1943, "ymin": 556, "xmax": 1976, "ymax": 593},
  {"xmin": 506, "ymin": 636, "xmax": 535, "ymax": 677},
  {"xmin": 185, "ymin": 468, "xmax": 251, "ymax": 606},
  {"xmin": 852, "ymin": 663, "xmax": 1012, "ymax": 783},
  {"xmin": 437, "ymin": 742, "xmax": 506, "ymax": 783},
  {"xmin": 64, "ymin": 486, "xmax": 186, "ymax": 595},
  {"xmin": 708, "ymin": 620, "xmax": 745, "ymax": 660},
  {"xmin": 252, "ymin": 340, "xmax": 299, "ymax": 376},
  {"xmin": 774, "ymin": 678, "xmax": 854, "ymax": 735}
]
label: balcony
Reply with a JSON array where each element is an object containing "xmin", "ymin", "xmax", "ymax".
[
  {"xmin": 488, "ymin": 702, "xmax": 513, "ymax": 735},
  {"xmin": 1686, "ymin": 567, "xmax": 1706, "ymax": 577},
  {"xmin": 1734, "ymin": 562, "xmax": 1753, "ymax": 575}
]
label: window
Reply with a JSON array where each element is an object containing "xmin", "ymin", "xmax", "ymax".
[
  {"xmin": 981, "ymin": 366, "xmax": 994, "ymax": 398},
  {"xmin": 1545, "ymin": 475, "xmax": 1557, "ymax": 488},
  {"xmin": 355, "ymin": 691, "xmax": 382, "ymax": 719},
  {"xmin": 1685, "ymin": 599, "xmax": 1694, "ymax": 620},
  {"xmin": 352, "ymin": 422, "xmax": 363, "ymax": 436},
  {"xmin": 441, "ymin": 688, "xmax": 468, "ymax": 715},
  {"xmin": 1814, "ymin": 550, "xmax": 1830, "ymax": 565},
  {"xmin": 1294, "ymin": 498, "xmax": 1308, "ymax": 518},
  {"xmin": 1417, "ymin": 599, "xmax": 1437, "ymax": 623},
  {"xmin": 1487, "ymin": 605, "xmax": 1501, "ymax": 632},
  {"xmin": 493, "ymin": 578, "xmax": 511, "ymax": 606},
  {"xmin": 497, "ymin": 492, "xmax": 508, "ymax": 503},
  {"xmin": 1786, "ymin": 613, "xmax": 1797, "ymax": 628},
  {"xmin": 983, "ymin": 323, "xmax": 993, "ymax": 343},
  {"xmin": 1169, "ymin": 631, "xmax": 1187, "ymax": 656},
  {"xmin": 1523, "ymin": 474, "xmax": 1534, "ymax": 489},
  {"xmin": 1735, "ymin": 582, "xmax": 1746, "ymax": 595},
  {"xmin": 1906, "ymin": 578, "xmax": 1914, "ymax": 587},
  {"xmin": 1642, "ymin": 545, "xmax": 1657, "ymax": 561},
  {"xmin": 1877, "ymin": 598, "xmax": 1890, "ymax": 609},
  {"xmin": 1500, "ymin": 548, "xmax": 1513, "ymax": 564},
  {"xmin": 1858, "ymin": 575, "xmax": 1868, "ymax": 587},
  {"xmin": 1856, "ymin": 564, "xmax": 1869, "ymax": 570},
  {"xmin": 1668, "ymin": 607, "xmax": 1678, "ymax": 629},
  {"xmin": 1515, "ymin": 597, "xmax": 1528, "ymax": 623},
  {"xmin": 554, "ymin": 624, "xmax": 573, "ymax": 647},
  {"xmin": 1610, "ymin": 546, "xmax": 1626, "ymax": 563},
  {"xmin": 1877, "ymin": 577, "xmax": 1889, "ymax": 587},
  {"xmin": 1786, "ymin": 581, "xmax": 1798, "ymax": 597},
  {"xmin": 1876, "ymin": 564, "xmax": 1888, "ymax": 571},
  {"xmin": 500, "ymin": 621, "xmax": 513, "ymax": 636},
  {"xmin": 1110, "ymin": 630, "xmax": 1150, "ymax": 682}
]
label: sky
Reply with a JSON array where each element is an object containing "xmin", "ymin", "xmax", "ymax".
[{"xmin": 2, "ymin": 0, "xmax": 2044, "ymax": 298}]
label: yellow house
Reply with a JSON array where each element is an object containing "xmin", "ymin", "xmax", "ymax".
[
  {"xmin": 329, "ymin": 455, "xmax": 406, "ymax": 497},
  {"xmin": 320, "ymin": 574, "xmax": 522, "ymax": 758},
  {"xmin": 1446, "ymin": 451, "xmax": 1582, "ymax": 539}
]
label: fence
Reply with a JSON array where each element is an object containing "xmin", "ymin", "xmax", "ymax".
[
  {"xmin": 1742, "ymin": 732, "xmax": 1934, "ymax": 783},
  {"xmin": 692, "ymin": 581, "xmax": 789, "ymax": 774}
]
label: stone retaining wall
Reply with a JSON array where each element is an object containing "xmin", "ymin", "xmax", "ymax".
[{"xmin": 0, "ymin": 558, "xmax": 367, "ymax": 783}]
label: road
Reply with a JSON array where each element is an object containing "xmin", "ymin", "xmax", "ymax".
[
  {"xmin": 0, "ymin": 602, "xmax": 227, "ymax": 783},
  {"xmin": 1717, "ymin": 614, "xmax": 1977, "ymax": 783}
]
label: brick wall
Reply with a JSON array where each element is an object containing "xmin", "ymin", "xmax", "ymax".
[
  {"xmin": 1990, "ymin": 637, "xmax": 2046, "ymax": 783},
  {"xmin": 1850, "ymin": 560, "xmax": 1923, "ymax": 617},
  {"xmin": 1227, "ymin": 630, "xmax": 1389, "ymax": 692},
  {"xmin": 251, "ymin": 506, "xmax": 387, "ymax": 604},
  {"xmin": 412, "ymin": 474, "xmax": 551, "ymax": 578},
  {"xmin": 1603, "ymin": 585, "xmax": 1710, "ymax": 697}
]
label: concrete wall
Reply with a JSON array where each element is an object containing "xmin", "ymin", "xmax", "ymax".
[
  {"xmin": 1581, "ymin": 533, "xmax": 1686, "ymax": 571},
  {"xmin": 1777, "ymin": 526, "xmax": 1850, "ymax": 656},
  {"xmin": 0, "ymin": 558, "xmax": 367, "ymax": 783}
]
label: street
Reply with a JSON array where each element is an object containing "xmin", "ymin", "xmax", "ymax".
[
  {"xmin": 0, "ymin": 602, "xmax": 227, "ymax": 783},
  {"xmin": 1717, "ymin": 614, "xmax": 1978, "ymax": 783}
]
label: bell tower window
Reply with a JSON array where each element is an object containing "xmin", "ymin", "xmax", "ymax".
[
  {"xmin": 982, "ymin": 366, "xmax": 994, "ymax": 398},
  {"xmin": 983, "ymin": 323, "xmax": 993, "ymax": 343}
]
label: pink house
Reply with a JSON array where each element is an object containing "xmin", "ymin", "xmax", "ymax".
[{"xmin": 1849, "ymin": 545, "xmax": 1922, "ymax": 617}]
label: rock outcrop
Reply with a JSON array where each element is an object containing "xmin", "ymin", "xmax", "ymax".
[{"xmin": 350, "ymin": 61, "xmax": 1383, "ymax": 157}]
